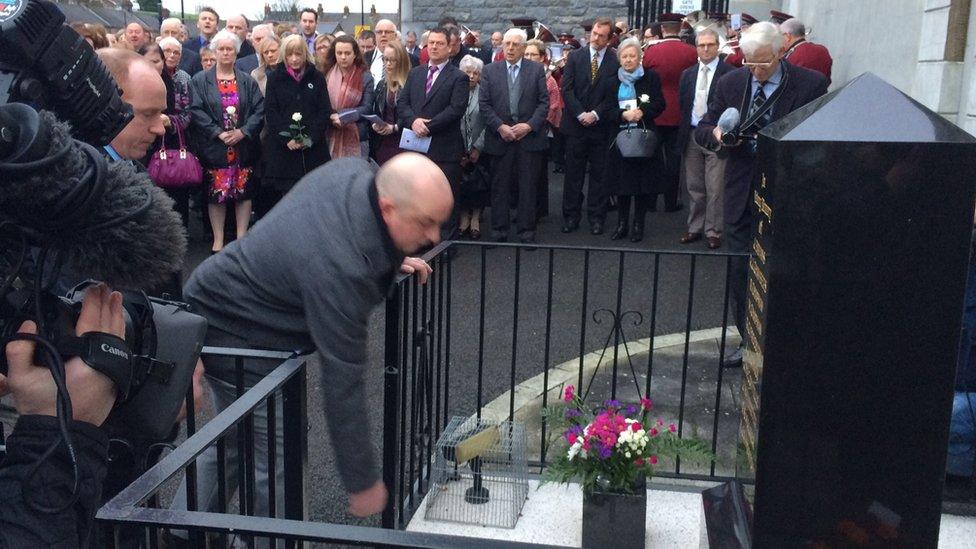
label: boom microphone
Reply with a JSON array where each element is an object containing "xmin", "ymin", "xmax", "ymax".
[{"xmin": 0, "ymin": 105, "xmax": 186, "ymax": 289}]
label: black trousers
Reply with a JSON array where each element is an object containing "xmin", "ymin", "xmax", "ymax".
[
  {"xmin": 725, "ymin": 206, "xmax": 754, "ymax": 340},
  {"xmin": 163, "ymin": 186, "xmax": 190, "ymax": 229},
  {"xmin": 562, "ymin": 132, "xmax": 610, "ymax": 224},
  {"xmin": 657, "ymin": 126, "xmax": 683, "ymax": 209},
  {"xmin": 489, "ymin": 146, "xmax": 542, "ymax": 238},
  {"xmin": 436, "ymin": 161, "xmax": 463, "ymax": 241},
  {"xmin": 551, "ymin": 130, "xmax": 565, "ymax": 169}
]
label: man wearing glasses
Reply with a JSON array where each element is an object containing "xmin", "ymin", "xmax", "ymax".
[
  {"xmin": 694, "ymin": 21, "xmax": 827, "ymax": 368},
  {"xmin": 677, "ymin": 28, "xmax": 734, "ymax": 250}
]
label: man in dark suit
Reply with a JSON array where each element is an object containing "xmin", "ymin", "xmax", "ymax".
[
  {"xmin": 397, "ymin": 26, "xmax": 470, "ymax": 241},
  {"xmin": 678, "ymin": 27, "xmax": 734, "ymax": 249},
  {"xmin": 695, "ymin": 21, "xmax": 827, "ymax": 367},
  {"xmin": 559, "ymin": 16, "xmax": 620, "ymax": 235},
  {"xmin": 160, "ymin": 17, "xmax": 203, "ymax": 75},
  {"xmin": 183, "ymin": 6, "xmax": 219, "ymax": 53},
  {"xmin": 235, "ymin": 23, "xmax": 274, "ymax": 75},
  {"xmin": 643, "ymin": 12, "xmax": 698, "ymax": 213},
  {"xmin": 479, "ymin": 28, "xmax": 549, "ymax": 243}
]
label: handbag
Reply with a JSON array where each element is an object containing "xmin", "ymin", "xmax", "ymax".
[
  {"xmin": 147, "ymin": 124, "xmax": 203, "ymax": 189},
  {"xmin": 611, "ymin": 123, "xmax": 659, "ymax": 158}
]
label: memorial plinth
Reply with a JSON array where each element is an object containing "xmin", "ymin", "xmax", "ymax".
[{"xmin": 740, "ymin": 72, "xmax": 976, "ymax": 546}]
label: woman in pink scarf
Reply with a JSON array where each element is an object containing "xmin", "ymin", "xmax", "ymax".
[{"xmin": 323, "ymin": 35, "xmax": 375, "ymax": 158}]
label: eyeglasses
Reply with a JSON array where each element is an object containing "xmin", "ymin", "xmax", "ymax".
[
  {"xmin": 743, "ymin": 60, "xmax": 775, "ymax": 68},
  {"xmin": 697, "ymin": 43, "xmax": 718, "ymax": 49}
]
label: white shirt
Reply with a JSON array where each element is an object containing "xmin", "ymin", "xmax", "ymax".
[
  {"xmin": 370, "ymin": 47, "xmax": 385, "ymax": 89},
  {"xmin": 589, "ymin": 46, "xmax": 606, "ymax": 69},
  {"xmin": 691, "ymin": 57, "xmax": 720, "ymax": 127}
]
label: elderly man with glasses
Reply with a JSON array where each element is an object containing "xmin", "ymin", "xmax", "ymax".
[{"xmin": 694, "ymin": 21, "xmax": 827, "ymax": 369}]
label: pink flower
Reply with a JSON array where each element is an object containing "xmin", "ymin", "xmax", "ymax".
[
  {"xmin": 657, "ymin": 419, "xmax": 664, "ymax": 426},
  {"xmin": 634, "ymin": 457, "xmax": 644, "ymax": 466},
  {"xmin": 650, "ymin": 428, "xmax": 658, "ymax": 436},
  {"xmin": 563, "ymin": 385, "xmax": 575, "ymax": 403},
  {"xmin": 649, "ymin": 455, "xmax": 658, "ymax": 465},
  {"xmin": 568, "ymin": 434, "xmax": 578, "ymax": 444},
  {"xmin": 630, "ymin": 422, "xmax": 642, "ymax": 432},
  {"xmin": 669, "ymin": 423, "xmax": 677, "ymax": 433},
  {"xmin": 640, "ymin": 398, "xmax": 653, "ymax": 411}
]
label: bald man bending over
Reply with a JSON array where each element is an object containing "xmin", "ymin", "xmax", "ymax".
[{"xmin": 168, "ymin": 154, "xmax": 451, "ymax": 541}]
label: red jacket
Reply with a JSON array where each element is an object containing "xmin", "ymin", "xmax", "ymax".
[
  {"xmin": 642, "ymin": 38, "xmax": 697, "ymax": 127},
  {"xmin": 785, "ymin": 40, "xmax": 832, "ymax": 86},
  {"xmin": 723, "ymin": 40, "xmax": 743, "ymax": 67}
]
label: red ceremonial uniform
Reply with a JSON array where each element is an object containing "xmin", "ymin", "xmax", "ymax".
[
  {"xmin": 785, "ymin": 39, "xmax": 833, "ymax": 86},
  {"xmin": 642, "ymin": 38, "xmax": 697, "ymax": 127}
]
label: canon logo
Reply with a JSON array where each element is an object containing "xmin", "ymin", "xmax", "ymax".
[{"xmin": 101, "ymin": 343, "xmax": 128, "ymax": 359}]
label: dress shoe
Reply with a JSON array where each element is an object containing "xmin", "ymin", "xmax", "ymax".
[
  {"xmin": 590, "ymin": 221, "xmax": 605, "ymax": 236},
  {"xmin": 561, "ymin": 219, "xmax": 580, "ymax": 233},
  {"xmin": 680, "ymin": 232, "xmax": 702, "ymax": 244},
  {"xmin": 707, "ymin": 236, "xmax": 722, "ymax": 249},
  {"xmin": 723, "ymin": 346, "xmax": 743, "ymax": 369},
  {"xmin": 664, "ymin": 202, "xmax": 683, "ymax": 213},
  {"xmin": 630, "ymin": 223, "xmax": 644, "ymax": 242},
  {"xmin": 610, "ymin": 223, "xmax": 628, "ymax": 240}
]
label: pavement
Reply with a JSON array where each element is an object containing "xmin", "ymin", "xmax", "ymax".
[{"xmin": 162, "ymin": 168, "xmax": 741, "ymax": 543}]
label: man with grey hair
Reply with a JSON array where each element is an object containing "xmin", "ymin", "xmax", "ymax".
[
  {"xmin": 236, "ymin": 22, "xmax": 275, "ymax": 74},
  {"xmin": 677, "ymin": 27, "xmax": 734, "ymax": 249},
  {"xmin": 479, "ymin": 28, "xmax": 549, "ymax": 242},
  {"xmin": 225, "ymin": 14, "xmax": 256, "ymax": 60},
  {"xmin": 694, "ymin": 21, "xmax": 827, "ymax": 368},
  {"xmin": 160, "ymin": 17, "xmax": 202, "ymax": 75},
  {"xmin": 405, "ymin": 30, "xmax": 419, "ymax": 56},
  {"xmin": 781, "ymin": 18, "xmax": 832, "ymax": 85},
  {"xmin": 370, "ymin": 19, "xmax": 399, "ymax": 88}
]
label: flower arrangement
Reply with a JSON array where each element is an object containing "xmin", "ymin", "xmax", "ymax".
[
  {"xmin": 280, "ymin": 112, "xmax": 312, "ymax": 149},
  {"xmin": 542, "ymin": 385, "xmax": 713, "ymax": 495}
]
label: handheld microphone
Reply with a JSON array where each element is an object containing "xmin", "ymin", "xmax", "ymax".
[{"xmin": 718, "ymin": 107, "xmax": 741, "ymax": 145}]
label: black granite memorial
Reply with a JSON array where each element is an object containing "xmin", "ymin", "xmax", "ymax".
[{"xmin": 738, "ymin": 73, "xmax": 976, "ymax": 546}]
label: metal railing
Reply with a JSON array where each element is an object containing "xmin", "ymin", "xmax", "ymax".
[{"xmin": 97, "ymin": 240, "xmax": 747, "ymax": 546}]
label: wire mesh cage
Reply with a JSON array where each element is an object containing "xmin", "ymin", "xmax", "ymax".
[{"xmin": 424, "ymin": 416, "xmax": 529, "ymax": 528}]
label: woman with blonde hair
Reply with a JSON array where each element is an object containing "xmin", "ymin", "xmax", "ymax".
[
  {"xmin": 322, "ymin": 34, "xmax": 374, "ymax": 158},
  {"xmin": 251, "ymin": 34, "xmax": 281, "ymax": 95},
  {"xmin": 314, "ymin": 33, "xmax": 334, "ymax": 73},
  {"xmin": 369, "ymin": 39, "xmax": 410, "ymax": 164},
  {"xmin": 261, "ymin": 33, "xmax": 331, "ymax": 206}
]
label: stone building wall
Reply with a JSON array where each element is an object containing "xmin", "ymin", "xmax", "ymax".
[{"xmin": 401, "ymin": 0, "xmax": 627, "ymax": 39}]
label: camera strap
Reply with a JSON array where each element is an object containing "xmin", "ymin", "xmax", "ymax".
[{"xmin": 56, "ymin": 331, "xmax": 133, "ymax": 402}]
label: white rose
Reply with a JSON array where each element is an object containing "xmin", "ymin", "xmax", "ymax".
[
  {"xmin": 226, "ymin": 106, "xmax": 236, "ymax": 115},
  {"xmin": 639, "ymin": 94, "xmax": 650, "ymax": 103},
  {"xmin": 292, "ymin": 112, "xmax": 303, "ymax": 122}
]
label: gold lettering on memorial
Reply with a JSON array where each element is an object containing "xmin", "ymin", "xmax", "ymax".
[
  {"xmin": 749, "ymin": 258, "xmax": 768, "ymax": 293},
  {"xmin": 753, "ymin": 191, "xmax": 773, "ymax": 223},
  {"xmin": 748, "ymin": 278, "xmax": 764, "ymax": 314},
  {"xmin": 760, "ymin": 173, "xmax": 767, "ymax": 189},
  {"xmin": 752, "ymin": 239, "xmax": 767, "ymax": 265}
]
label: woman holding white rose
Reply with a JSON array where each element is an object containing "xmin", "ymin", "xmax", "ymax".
[
  {"xmin": 261, "ymin": 34, "xmax": 332, "ymax": 206},
  {"xmin": 605, "ymin": 37, "xmax": 665, "ymax": 242},
  {"xmin": 188, "ymin": 29, "xmax": 265, "ymax": 253}
]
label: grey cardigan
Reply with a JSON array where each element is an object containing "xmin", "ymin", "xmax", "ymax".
[{"xmin": 184, "ymin": 158, "xmax": 403, "ymax": 492}]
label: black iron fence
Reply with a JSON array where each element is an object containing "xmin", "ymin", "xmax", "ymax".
[{"xmin": 97, "ymin": 241, "xmax": 747, "ymax": 546}]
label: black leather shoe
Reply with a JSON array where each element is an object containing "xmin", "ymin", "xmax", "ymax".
[
  {"xmin": 610, "ymin": 223, "xmax": 628, "ymax": 240},
  {"xmin": 561, "ymin": 219, "xmax": 580, "ymax": 233},
  {"xmin": 630, "ymin": 223, "xmax": 644, "ymax": 242},
  {"xmin": 723, "ymin": 347, "xmax": 743, "ymax": 368},
  {"xmin": 590, "ymin": 221, "xmax": 605, "ymax": 235}
]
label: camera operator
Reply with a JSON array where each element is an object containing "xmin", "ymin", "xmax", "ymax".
[
  {"xmin": 94, "ymin": 48, "xmax": 167, "ymax": 163},
  {"xmin": 0, "ymin": 285, "xmax": 123, "ymax": 548}
]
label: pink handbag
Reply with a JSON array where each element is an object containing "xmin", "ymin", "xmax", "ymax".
[{"xmin": 147, "ymin": 124, "xmax": 203, "ymax": 189}]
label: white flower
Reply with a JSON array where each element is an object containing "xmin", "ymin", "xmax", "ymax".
[
  {"xmin": 292, "ymin": 112, "xmax": 303, "ymax": 122},
  {"xmin": 625, "ymin": 451, "xmax": 631, "ymax": 458},
  {"xmin": 639, "ymin": 94, "xmax": 650, "ymax": 103},
  {"xmin": 225, "ymin": 106, "xmax": 236, "ymax": 115}
]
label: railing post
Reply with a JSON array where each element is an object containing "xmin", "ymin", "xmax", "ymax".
[
  {"xmin": 382, "ymin": 286, "xmax": 402, "ymax": 530},
  {"xmin": 282, "ymin": 360, "xmax": 308, "ymax": 548}
]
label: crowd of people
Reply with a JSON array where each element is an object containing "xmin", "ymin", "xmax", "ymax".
[{"xmin": 69, "ymin": 8, "xmax": 833, "ymax": 251}]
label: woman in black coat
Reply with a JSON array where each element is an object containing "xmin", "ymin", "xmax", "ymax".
[
  {"xmin": 606, "ymin": 38, "xmax": 666, "ymax": 242},
  {"xmin": 262, "ymin": 33, "xmax": 332, "ymax": 202}
]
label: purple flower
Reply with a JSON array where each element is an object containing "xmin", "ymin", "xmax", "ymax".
[
  {"xmin": 604, "ymin": 399, "xmax": 621, "ymax": 409},
  {"xmin": 597, "ymin": 444, "xmax": 613, "ymax": 460},
  {"xmin": 564, "ymin": 408, "xmax": 582, "ymax": 419},
  {"xmin": 625, "ymin": 404, "xmax": 638, "ymax": 416},
  {"xmin": 567, "ymin": 424, "xmax": 584, "ymax": 436}
]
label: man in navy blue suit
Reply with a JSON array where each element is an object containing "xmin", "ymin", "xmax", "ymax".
[
  {"xmin": 678, "ymin": 27, "xmax": 734, "ymax": 249},
  {"xmin": 695, "ymin": 21, "xmax": 827, "ymax": 367},
  {"xmin": 397, "ymin": 26, "xmax": 470, "ymax": 241},
  {"xmin": 559, "ymin": 16, "xmax": 620, "ymax": 235}
]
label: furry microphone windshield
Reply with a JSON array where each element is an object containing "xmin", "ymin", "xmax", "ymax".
[{"xmin": 0, "ymin": 109, "xmax": 186, "ymax": 289}]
